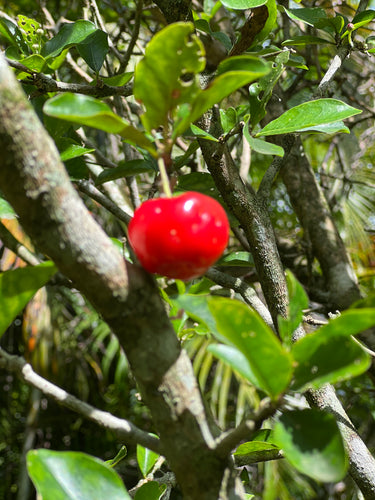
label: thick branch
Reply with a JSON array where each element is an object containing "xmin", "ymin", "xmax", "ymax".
[{"xmin": 0, "ymin": 53, "xmax": 244, "ymax": 500}]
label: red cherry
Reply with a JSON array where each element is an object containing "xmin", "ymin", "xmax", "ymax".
[{"xmin": 128, "ymin": 191, "xmax": 230, "ymax": 280}]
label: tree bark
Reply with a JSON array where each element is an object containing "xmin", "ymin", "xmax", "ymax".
[
  {"xmin": 0, "ymin": 53, "xmax": 244, "ymax": 500},
  {"xmin": 281, "ymin": 137, "xmax": 361, "ymax": 309}
]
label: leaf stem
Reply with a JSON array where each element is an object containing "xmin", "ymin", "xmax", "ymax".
[{"xmin": 158, "ymin": 155, "xmax": 173, "ymax": 198}]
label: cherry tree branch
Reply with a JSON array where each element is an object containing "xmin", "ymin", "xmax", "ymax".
[
  {"xmin": 4, "ymin": 57, "xmax": 133, "ymax": 98},
  {"xmin": 0, "ymin": 348, "xmax": 162, "ymax": 454}
]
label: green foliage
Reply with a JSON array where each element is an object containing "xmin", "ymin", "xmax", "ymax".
[
  {"xmin": 27, "ymin": 449, "xmax": 131, "ymax": 499},
  {"xmin": 273, "ymin": 409, "xmax": 348, "ymax": 482},
  {"xmin": 0, "ymin": 262, "xmax": 57, "ymax": 338},
  {"xmin": 136, "ymin": 440, "xmax": 160, "ymax": 478},
  {"xmin": 257, "ymin": 99, "xmax": 361, "ymax": 136}
]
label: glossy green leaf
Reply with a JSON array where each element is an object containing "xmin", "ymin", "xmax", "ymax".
[
  {"xmin": 106, "ymin": 446, "xmax": 127, "ymax": 468},
  {"xmin": 58, "ymin": 139, "xmax": 95, "ymax": 162},
  {"xmin": 234, "ymin": 441, "xmax": 281, "ymax": 465},
  {"xmin": 43, "ymin": 93, "xmax": 155, "ymax": 154},
  {"xmin": 342, "ymin": 10, "xmax": 375, "ymax": 38},
  {"xmin": 134, "ymin": 22, "xmax": 205, "ymax": 133},
  {"xmin": 284, "ymin": 7, "xmax": 327, "ymax": 27},
  {"xmin": 220, "ymin": 107, "xmax": 237, "ymax": 134},
  {"xmin": 248, "ymin": 50, "xmax": 289, "ymax": 127},
  {"xmin": 18, "ymin": 54, "xmax": 46, "ymax": 73},
  {"xmin": 257, "ymin": 99, "xmax": 361, "ymax": 136},
  {"xmin": 76, "ymin": 29, "xmax": 109, "ymax": 72},
  {"xmin": 292, "ymin": 335, "xmax": 370, "ymax": 391},
  {"xmin": 0, "ymin": 198, "xmax": 17, "ymax": 219},
  {"xmin": 316, "ymin": 308, "xmax": 375, "ymax": 337},
  {"xmin": 42, "ymin": 20, "xmax": 96, "ymax": 59},
  {"xmin": 190, "ymin": 124, "xmax": 219, "ymax": 142},
  {"xmin": 291, "ymin": 308, "xmax": 375, "ymax": 391},
  {"xmin": 208, "ymin": 344, "xmax": 262, "ymax": 387},
  {"xmin": 273, "ymin": 409, "xmax": 348, "ymax": 482},
  {"xmin": 278, "ymin": 270, "xmax": 308, "ymax": 344},
  {"xmin": 173, "ymin": 294, "xmax": 219, "ymax": 335},
  {"xmin": 0, "ymin": 16, "xmax": 29, "ymax": 54},
  {"xmin": 101, "ymin": 72, "xmax": 133, "ymax": 86},
  {"xmin": 0, "ymin": 262, "xmax": 57, "ymax": 338},
  {"xmin": 217, "ymin": 251, "xmax": 254, "ymax": 267},
  {"xmin": 27, "ymin": 449, "xmax": 131, "ymax": 500},
  {"xmin": 299, "ymin": 121, "xmax": 350, "ymax": 135},
  {"xmin": 282, "ymin": 36, "xmax": 334, "ymax": 46},
  {"xmin": 221, "ymin": 0, "xmax": 267, "ymax": 8},
  {"xmin": 95, "ymin": 160, "xmax": 155, "ymax": 185},
  {"xmin": 137, "ymin": 441, "xmax": 160, "ymax": 478},
  {"xmin": 250, "ymin": 0, "xmax": 278, "ymax": 49},
  {"xmin": 243, "ymin": 121, "xmax": 284, "ymax": 157},
  {"xmin": 182, "ymin": 56, "xmax": 270, "ymax": 138},
  {"xmin": 134, "ymin": 482, "xmax": 166, "ymax": 500},
  {"xmin": 208, "ymin": 297, "xmax": 293, "ymax": 399}
]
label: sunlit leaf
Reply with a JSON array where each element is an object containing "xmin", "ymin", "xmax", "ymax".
[
  {"xmin": 257, "ymin": 99, "xmax": 361, "ymax": 136},
  {"xmin": 208, "ymin": 297, "xmax": 293, "ymax": 398},
  {"xmin": 0, "ymin": 262, "xmax": 57, "ymax": 338},
  {"xmin": 273, "ymin": 410, "xmax": 348, "ymax": 482},
  {"xmin": 27, "ymin": 450, "xmax": 131, "ymax": 500}
]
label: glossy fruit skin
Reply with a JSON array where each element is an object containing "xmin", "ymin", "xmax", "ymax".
[{"xmin": 128, "ymin": 191, "xmax": 230, "ymax": 280}]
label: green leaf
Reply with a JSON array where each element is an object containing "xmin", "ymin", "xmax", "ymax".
[
  {"xmin": 173, "ymin": 294, "xmax": 219, "ymax": 335},
  {"xmin": 217, "ymin": 251, "xmax": 254, "ymax": 267},
  {"xmin": 342, "ymin": 10, "xmax": 375, "ymax": 38},
  {"xmin": 137, "ymin": 441, "xmax": 160, "ymax": 478},
  {"xmin": 190, "ymin": 124, "xmax": 219, "ymax": 142},
  {"xmin": 58, "ymin": 139, "xmax": 95, "ymax": 162},
  {"xmin": 290, "ymin": 308, "xmax": 375, "ymax": 391},
  {"xmin": 221, "ymin": 0, "xmax": 267, "ymax": 8},
  {"xmin": 208, "ymin": 344, "xmax": 263, "ymax": 387},
  {"xmin": 18, "ymin": 54, "xmax": 46, "ymax": 73},
  {"xmin": 208, "ymin": 297, "xmax": 293, "ymax": 399},
  {"xmin": 283, "ymin": 7, "xmax": 328, "ymax": 27},
  {"xmin": 43, "ymin": 93, "xmax": 156, "ymax": 155},
  {"xmin": 299, "ymin": 121, "xmax": 350, "ymax": 135},
  {"xmin": 76, "ymin": 29, "xmax": 109, "ymax": 72},
  {"xmin": 234, "ymin": 441, "xmax": 281, "ymax": 465},
  {"xmin": 42, "ymin": 20, "xmax": 96, "ymax": 59},
  {"xmin": 248, "ymin": 50, "xmax": 289, "ymax": 127},
  {"xmin": 291, "ymin": 334, "xmax": 370, "ymax": 391},
  {"xmin": 134, "ymin": 482, "xmax": 166, "ymax": 500},
  {"xmin": 0, "ymin": 16, "xmax": 29, "ymax": 54},
  {"xmin": 0, "ymin": 197, "xmax": 17, "ymax": 219},
  {"xmin": 95, "ymin": 159, "xmax": 155, "ymax": 185},
  {"xmin": 220, "ymin": 107, "xmax": 237, "ymax": 134},
  {"xmin": 278, "ymin": 270, "xmax": 308, "ymax": 344},
  {"xmin": 273, "ymin": 409, "xmax": 348, "ymax": 482},
  {"xmin": 0, "ymin": 262, "xmax": 57, "ymax": 338},
  {"xmin": 315, "ymin": 308, "xmax": 375, "ymax": 338},
  {"xmin": 257, "ymin": 99, "xmax": 361, "ymax": 136},
  {"xmin": 101, "ymin": 72, "xmax": 133, "ymax": 86},
  {"xmin": 250, "ymin": 0, "xmax": 278, "ymax": 48},
  {"xmin": 243, "ymin": 120, "xmax": 284, "ymax": 157},
  {"xmin": 106, "ymin": 446, "xmax": 127, "ymax": 468},
  {"xmin": 182, "ymin": 55, "xmax": 270, "ymax": 138},
  {"xmin": 134, "ymin": 22, "xmax": 205, "ymax": 133},
  {"xmin": 282, "ymin": 36, "xmax": 334, "ymax": 46},
  {"xmin": 27, "ymin": 449, "xmax": 131, "ymax": 500}
]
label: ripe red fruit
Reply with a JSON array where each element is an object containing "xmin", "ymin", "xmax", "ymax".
[{"xmin": 128, "ymin": 191, "xmax": 230, "ymax": 280}]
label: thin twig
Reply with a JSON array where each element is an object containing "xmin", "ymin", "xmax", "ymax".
[
  {"xmin": 0, "ymin": 348, "xmax": 162, "ymax": 454},
  {"xmin": 119, "ymin": 0, "xmax": 144, "ymax": 73},
  {"xmin": 76, "ymin": 180, "xmax": 132, "ymax": 224}
]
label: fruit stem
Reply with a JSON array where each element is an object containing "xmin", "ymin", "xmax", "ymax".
[{"xmin": 158, "ymin": 156, "xmax": 173, "ymax": 198}]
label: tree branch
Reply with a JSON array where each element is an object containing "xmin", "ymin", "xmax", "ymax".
[
  {"xmin": 0, "ymin": 348, "xmax": 162, "ymax": 453},
  {"xmin": 5, "ymin": 57, "xmax": 133, "ymax": 98}
]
